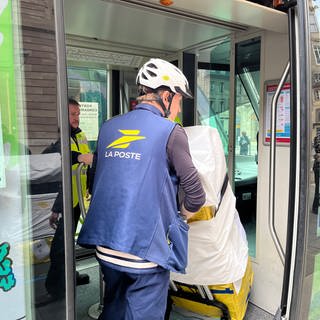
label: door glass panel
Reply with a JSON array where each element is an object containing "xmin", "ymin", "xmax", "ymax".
[
  {"xmin": 197, "ymin": 40, "xmax": 230, "ymax": 156},
  {"xmin": 197, "ymin": 38, "xmax": 260, "ymax": 258},
  {"xmin": 234, "ymin": 37, "xmax": 261, "ymax": 258},
  {"xmin": 0, "ymin": 3, "xmax": 31, "ymax": 319},
  {"xmin": 0, "ymin": 0, "xmax": 68, "ymax": 318}
]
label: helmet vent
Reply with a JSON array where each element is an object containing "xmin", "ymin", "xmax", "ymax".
[
  {"xmin": 147, "ymin": 63, "xmax": 158, "ymax": 69},
  {"xmin": 147, "ymin": 70, "xmax": 157, "ymax": 77},
  {"xmin": 141, "ymin": 73, "xmax": 148, "ymax": 80}
]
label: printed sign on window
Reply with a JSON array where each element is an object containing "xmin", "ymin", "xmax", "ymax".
[
  {"xmin": 79, "ymin": 102, "xmax": 99, "ymax": 141},
  {"xmin": 264, "ymin": 82, "xmax": 291, "ymax": 145}
]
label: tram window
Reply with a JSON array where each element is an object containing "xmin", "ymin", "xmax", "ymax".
[
  {"xmin": 67, "ymin": 66, "xmax": 107, "ymax": 151},
  {"xmin": 316, "ymin": 109, "xmax": 320, "ymax": 123},
  {"xmin": 313, "ymin": 72, "xmax": 320, "ymax": 85},
  {"xmin": 314, "ymin": 89, "xmax": 320, "ymax": 102},
  {"xmin": 312, "ymin": 44, "xmax": 320, "ymax": 65},
  {"xmin": 220, "ymin": 82, "xmax": 224, "ymax": 93}
]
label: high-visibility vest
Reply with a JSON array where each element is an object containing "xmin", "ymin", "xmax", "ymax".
[{"xmin": 71, "ymin": 131, "xmax": 90, "ymax": 208}]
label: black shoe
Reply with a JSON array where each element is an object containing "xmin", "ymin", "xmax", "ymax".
[
  {"xmin": 35, "ymin": 293, "xmax": 64, "ymax": 307},
  {"xmin": 76, "ymin": 273, "xmax": 90, "ymax": 286}
]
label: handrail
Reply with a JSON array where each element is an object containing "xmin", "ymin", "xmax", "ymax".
[
  {"xmin": 75, "ymin": 162, "xmax": 87, "ymax": 220},
  {"xmin": 268, "ymin": 61, "xmax": 290, "ymax": 266}
]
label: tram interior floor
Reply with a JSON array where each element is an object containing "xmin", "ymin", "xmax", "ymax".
[
  {"xmin": 75, "ymin": 258, "xmax": 273, "ymax": 320},
  {"xmin": 33, "ymin": 232, "xmax": 268, "ymax": 320},
  {"xmin": 34, "ymin": 257, "xmax": 273, "ymax": 320}
]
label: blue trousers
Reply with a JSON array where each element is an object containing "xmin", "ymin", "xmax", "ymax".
[{"xmin": 98, "ymin": 262, "xmax": 170, "ymax": 320}]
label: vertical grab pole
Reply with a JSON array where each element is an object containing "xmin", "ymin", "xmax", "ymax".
[
  {"xmin": 268, "ymin": 61, "xmax": 290, "ymax": 266},
  {"xmin": 76, "ymin": 163, "xmax": 104, "ymax": 319}
]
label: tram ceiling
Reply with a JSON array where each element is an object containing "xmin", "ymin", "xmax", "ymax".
[
  {"xmin": 64, "ymin": 0, "xmax": 234, "ymax": 53},
  {"xmin": 64, "ymin": 0, "xmax": 287, "ymax": 67},
  {"xmin": 64, "ymin": 0, "xmax": 287, "ymax": 53}
]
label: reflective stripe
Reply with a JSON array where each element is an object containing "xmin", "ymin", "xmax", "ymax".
[
  {"xmin": 70, "ymin": 132, "xmax": 90, "ymax": 207},
  {"xmin": 97, "ymin": 246, "xmax": 144, "ymax": 260},
  {"xmin": 96, "ymin": 246, "xmax": 158, "ymax": 269},
  {"xmin": 76, "ymin": 138, "xmax": 88, "ymax": 144}
]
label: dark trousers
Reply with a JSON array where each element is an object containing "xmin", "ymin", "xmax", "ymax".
[
  {"xmin": 98, "ymin": 262, "xmax": 170, "ymax": 320},
  {"xmin": 45, "ymin": 204, "xmax": 81, "ymax": 297}
]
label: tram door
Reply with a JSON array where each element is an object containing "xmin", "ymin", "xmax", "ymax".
[
  {"xmin": 197, "ymin": 29, "xmax": 290, "ymax": 315},
  {"xmin": 0, "ymin": 0, "xmax": 77, "ymax": 319},
  {"xmin": 234, "ymin": 32, "xmax": 290, "ymax": 314}
]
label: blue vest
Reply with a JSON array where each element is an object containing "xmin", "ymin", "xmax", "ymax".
[{"xmin": 77, "ymin": 104, "xmax": 189, "ymax": 273}]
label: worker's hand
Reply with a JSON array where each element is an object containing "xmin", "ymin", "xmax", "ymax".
[
  {"xmin": 180, "ymin": 203, "xmax": 195, "ymax": 221},
  {"xmin": 78, "ymin": 153, "xmax": 93, "ymax": 166},
  {"xmin": 49, "ymin": 212, "xmax": 60, "ymax": 229}
]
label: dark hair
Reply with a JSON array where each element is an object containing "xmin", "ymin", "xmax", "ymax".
[{"xmin": 68, "ymin": 98, "xmax": 80, "ymax": 106}]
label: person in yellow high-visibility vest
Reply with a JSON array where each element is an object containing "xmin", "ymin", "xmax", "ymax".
[
  {"xmin": 42, "ymin": 98, "xmax": 93, "ymax": 303},
  {"xmin": 69, "ymin": 101, "xmax": 92, "ymax": 210}
]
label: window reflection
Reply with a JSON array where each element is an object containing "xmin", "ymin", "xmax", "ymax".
[
  {"xmin": 0, "ymin": 0, "xmax": 67, "ymax": 318},
  {"xmin": 307, "ymin": 2, "xmax": 320, "ymax": 320}
]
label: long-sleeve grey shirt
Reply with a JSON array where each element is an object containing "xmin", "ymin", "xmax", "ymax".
[{"xmin": 167, "ymin": 125, "xmax": 206, "ymax": 212}]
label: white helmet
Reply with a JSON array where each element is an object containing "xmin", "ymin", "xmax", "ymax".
[{"xmin": 136, "ymin": 58, "xmax": 193, "ymax": 98}]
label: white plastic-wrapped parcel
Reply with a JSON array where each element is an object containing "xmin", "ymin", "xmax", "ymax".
[{"xmin": 171, "ymin": 126, "xmax": 249, "ymax": 286}]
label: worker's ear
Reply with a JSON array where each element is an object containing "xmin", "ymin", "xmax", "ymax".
[
  {"xmin": 161, "ymin": 90, "xmax": 171, "ymax": 102},
  {"xmin": 163, "ymin": 91, "xmax": 173, "ymax": 104}
]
